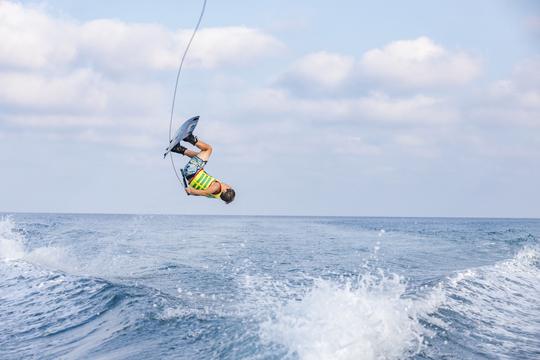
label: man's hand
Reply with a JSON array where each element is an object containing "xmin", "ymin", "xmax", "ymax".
[{"xmin": 185, "ymin": 187, "xmax": 211, "ymax": 197}]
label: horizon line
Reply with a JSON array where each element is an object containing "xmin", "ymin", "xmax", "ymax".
[{"xmin": 1, "ymin": 210, "xmax": 538, "ymax": 221}]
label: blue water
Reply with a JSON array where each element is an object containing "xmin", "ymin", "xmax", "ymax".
[{"xmin": 0, "ymin": 214, "xmax": 539, "ymax": 359}]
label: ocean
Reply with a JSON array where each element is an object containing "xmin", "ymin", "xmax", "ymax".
[{"xmin": 0, "ymin": 214, "xmax": 538, "ymax": 359}]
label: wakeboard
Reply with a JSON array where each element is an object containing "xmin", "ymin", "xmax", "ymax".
[{"xmin": 163, "ymin": 115, "xmax": 199, "ymax": 158}]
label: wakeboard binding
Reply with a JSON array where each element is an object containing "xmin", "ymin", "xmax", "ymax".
[
  {"xmin": 170, "ymin": 144, "xmax": 187, "ymax": 155},
  {"xmin": 183, "ymin": 134, "xmax": 198, "ymax": 145}
]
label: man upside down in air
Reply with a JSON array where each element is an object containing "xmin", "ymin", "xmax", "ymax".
[{"xmin": 171, "ymin": 134, "xmax": 236, "ymax": 204}]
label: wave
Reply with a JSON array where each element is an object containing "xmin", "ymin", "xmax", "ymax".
[
  {"xmin": 2, "ymin": 215, "xmax": 539, "ymax": 359},
  {"xmin": 0, "ymin": 216, "xmax": 149, "ymax": 278},
  {"xmin": 258, "ymin": 272, "xmax": 444, "ymax": 360},
  {"xmin": 0, "ymin": 217, "xmax": 171, "ymax": 359},
  {"xmin": 0, "ymin": 216, "xmax": 26, "ymax": 260},
  {"xmin": 434, "ymin": 246, "xmax": 540, "ymax": 358},
  {"xmin": 0, "ymin": 216, "xmax": 77, "ymax": 270},
  {"xmin": 258, "ymin": 245, "xmax": 540, "ymax": 360}
]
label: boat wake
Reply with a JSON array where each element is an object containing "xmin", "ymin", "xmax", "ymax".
[
  {"xmin": 257, "ymin": 246, "xmax": 540, "ymax": 359},
  {"xmin": 1, "ymin": 216, "xmax": 539, "ymax": 359}
]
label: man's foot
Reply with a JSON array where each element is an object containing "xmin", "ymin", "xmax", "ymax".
[
  {"xmin": 170, "ymin": 143, "xmax": 187, "ymax": 155},
  {"xmin": 183, "ymin": 134, "xmax": 198, "ymax": 145}
]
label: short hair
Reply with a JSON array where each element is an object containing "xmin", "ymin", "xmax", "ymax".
[{"xmin": 220, "ymin": 188, "xmax": 235, "ymax": 204}]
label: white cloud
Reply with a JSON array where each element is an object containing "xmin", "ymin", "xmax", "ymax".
[
  {"xmin": 280, "ymin": 51, "xmax": 355, "ymax": 89},
  {"xmin": 77, "ymin": 19, "xmax": 177, "ymax": 72},
  {"xmin": 355, "ymin": 92, "xmax": 457, "ymax": 124},
  {"xmin": 394, "ymin": 133, "xmax": 426, "ymax": 147},
  {"xmin": 0, "ymin": 2, "xmax": 77, "ymax": 70},
  {"xmin": 360, "ymin": 37, "xmax": 481, "ymax": 88},
  {"xmin": 512, "ymin": 57, "xmax": 540, "ymax": 90},
  {"xmin": 78, "ymin": 21, "xmax": 283, "ymax": 72},
  {"xmin": 474, "ymin": 57, "xmax": 540, "ymax": 127},
  {"xmin": 333, "ymin": 136, "xmax": 382, "ymax": 156},
  {"xmin": 1, "ymin": 114, "xmax": 111, "ymax": 128},
  {"xmin": 246, "ymin": 88, "xmax": 457, "ymax": 125},
  {"xmin": 0, "ymin": 69, "xmax": 107, "ymax": 112},
  {"xmin": 0, "ymin": 0, "xmax": 534, "ymax": 162},
  {"xmin": 526, "ymin": 16, "xmax": 540, "ymax": 33},
  {"xmin": 279, "ymin": 37, "xmax": 481, "ymax": 93},
  {"xmin": 0, "ymin": 69, "xmax": 165, "ymax": 116},
  {"xmin": 1, "ymin": 113, "xmax": 161, "ymax": 131},
  {"xmin": 0, "ymin": 1, "xmax": 284, "ymax": 73},
  {"xmin": 391, "ymin": 131, "xmax": 449, "ymax": 158},
  {"xmin": 0, "ymin": 0, "xmax": 283, "ymax": 146},
  {"xmin": 77, "ymin": 129, "xmax": 157, "ymax": 148},
  {"xmin": 187, "ymin": 27, "xmax": 284, "ymax": 69}
]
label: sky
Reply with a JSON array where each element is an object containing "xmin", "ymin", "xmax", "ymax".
[{"xmin": 0, "ymin": 0, "xmax": 539, "ymax": 217}]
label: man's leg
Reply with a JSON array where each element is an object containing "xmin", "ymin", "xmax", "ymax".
[
  {"xmin": 184, "ymin": 134, "xmax": 212, "ymax": 161},
  {"xmin": 182, "ymin": 149, "xmax": 199, "ymax": 158},
  {"xmin": 171, "ymin": 144, "xmax": 196, "ymax": 157},
  {"xmin": 192, "ymin": 139, "xmax": 212, "ymax": 161},
  {"xmin": 180, "ymin": 146, "xmax": 204, "ymax": 180}
]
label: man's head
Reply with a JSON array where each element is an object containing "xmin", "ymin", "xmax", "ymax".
[{"xmin": 220, "ymin": 184, "xmax": 236, "ymax": 204}]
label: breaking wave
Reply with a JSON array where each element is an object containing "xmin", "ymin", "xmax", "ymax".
[
  {"xmin": 259, "ymin": 246, "xmax": 540, "ymax": 360},
  {"xmin": 260, "ymin": 273, "xmax": 443, "ymax": 360},
  {"xmin": 1, "ymin": 215, "xmax": 539, "ymax": 359},
  {"xmin": 435, "ymin": 246, "xmax": 540, "ymax": 358}
]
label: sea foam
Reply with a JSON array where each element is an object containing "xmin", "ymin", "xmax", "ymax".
[
  {"xmin": 440, "ymin": 246, "xmax": 540, "ymax": 357},
  {"xmin": 261, "ymin": 272, "xmax": 443, "ymax": 360},
  {"xmin": 0, "ymin": 217, "xmax": 25, "ymax": 260},
  {"xmin": 0, "ymin": 217, "xmax": 76, "ymax": 270}
]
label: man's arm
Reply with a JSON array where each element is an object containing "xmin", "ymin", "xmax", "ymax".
[
  {"xmin": 186, "ymin": 187, "xmax": 212, "ymax": 196},
  {"xmin": 186, "ymin": 181, "xmax": 220, "ymax": 197}
]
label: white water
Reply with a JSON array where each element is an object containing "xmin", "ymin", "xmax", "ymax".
[
  {"xmin": 261, "ymin": 273, "xmax": 444, "ymax": 360},
  {"xmin": 0, "ymin": 217, "xmax": 78, "ymax": 270},
  {"xmin": 441, "ymin": 246, "xmax": 540, "ymax": 357},
  {"xmin": 2, "ymin": 215, "xmax": 539, "ymax": 360},
  {"xmin": 0, "ymin": 217, "xmax": 25, "ymax": 260},
  {"xmin": 260, "ymin": 246, "xmax": 540, "ymax": 360}
]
